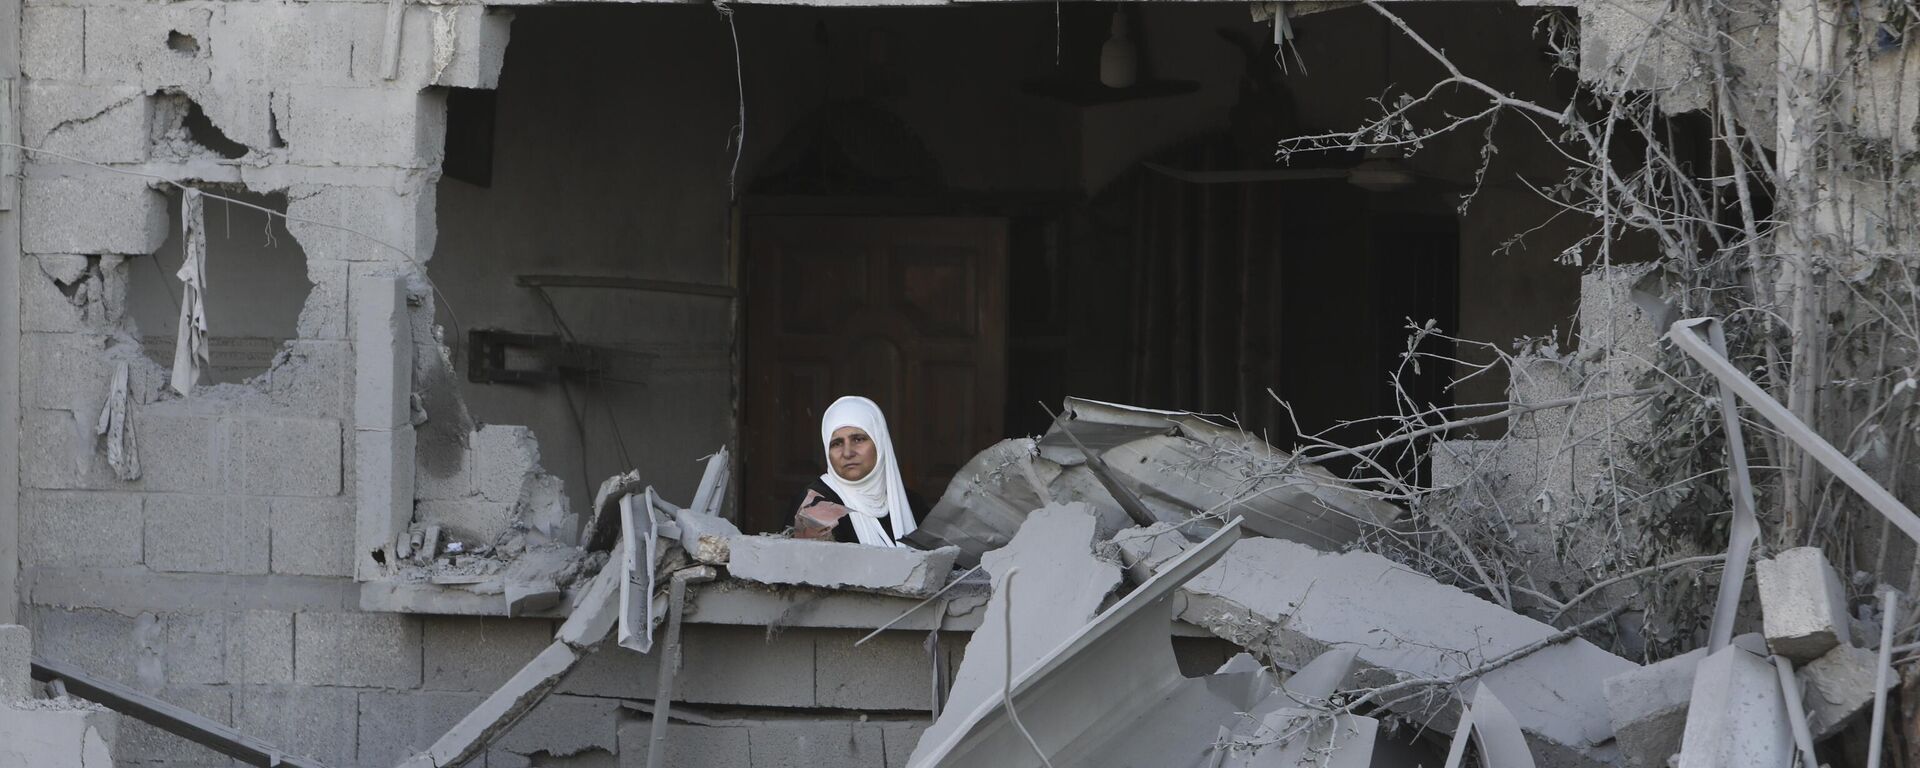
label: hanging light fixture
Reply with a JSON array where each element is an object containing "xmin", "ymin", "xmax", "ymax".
[{"xmin": 1099, "ymin": 7, "xmax": 1138, "ymax": 89}]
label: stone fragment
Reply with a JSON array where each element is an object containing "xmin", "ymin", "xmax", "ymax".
[
  {"xmin": 1756, "ymin": 547, "xmax": 1852, "ymax": 661},
  {"xmin": 1674, "ymin": 645, "xmax": 1793, "ymax": 768},
  {"xmin": 1178, "ymin": 537, "xmax": 1635, "ymax": 768},
  {"xmin": 910, "ymin": 503, "xmax": 1123, "ymax": 765},
  {"xmin": 673, "ymin": 509, "xmax": 741, "ymax": 565},
  {"xmin": 726, "ymin": 537, "xmax": 959, "ymax": 598},
  {"xmin": 1798, "ymin": 642, "xmax": 1893, "ymax": 739},
  {"xmin": 1110, "ymin": 522, "xmax": 1188, "ymax": 584},
  {"xmin": 555, "ymin": 542, "xmax": 623, "ymax": 649}
]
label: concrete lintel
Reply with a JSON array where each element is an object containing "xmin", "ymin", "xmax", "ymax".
[
  {"xmin": 359, "ymin": 579, "xmax": 576, "ymax": 618},
  {"xmin": 21, "ymin": 568, "xmax": 358, "ymax": 615}
]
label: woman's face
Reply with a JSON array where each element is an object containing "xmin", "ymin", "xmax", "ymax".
[{"xmin": 830, "ymin": 426, "xmax": 879, "ymax": 482}]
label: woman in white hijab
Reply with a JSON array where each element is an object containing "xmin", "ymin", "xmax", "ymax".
[{"xmin": 791, "ymin": 396, "xmax": 922, "ymax": 547}]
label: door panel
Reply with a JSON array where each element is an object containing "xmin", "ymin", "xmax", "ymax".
[{"xmin": 744, "ymin": 216, "xmax": 1008, "ymax": 533}]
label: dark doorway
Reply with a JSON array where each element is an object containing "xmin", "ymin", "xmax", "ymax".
[{"xmin": 742, "ymin": 216, "xmax": 1009, "ymax": 533}]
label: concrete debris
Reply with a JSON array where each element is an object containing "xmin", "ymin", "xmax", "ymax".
[
  {"xmin": 555, "ymin": 540, "xmax": 626, "ymax": 649},
  {"xmin": 169, "ymin": 188, "xmax": 210, "ymax": 395},
  {"xmin": 688, "ymin": 446, "xmax": 732, "ymax": 520},
  {"xmin": 401, "ymin": 640, "xmax": 579, "ymax": 768},
  {"xmin": 1756, "ymin": 547, "xmax": 1853, "ymax": 662},
  {"xmin": 1107, "ymin": 521, "xmax": 1188, "ymax": 584},
  {"xmin": 1177, "ymin": 536, "xmax": 1633, "ymax": 768},
  {"xmin": 1443, "ymin": 684, "xmax": 1537, "ymax": 768},
  {"xmin": 910, "ymin": 503, "xmax": 1123, "ymax": 765},
  {"xmin": 0, "ymin": 702, "xmax": 120, "ymax": 768},
  {"xmin": 1674, "ymin": 645, "xmax": 1793, "ymax": 768},
  {"xmin": 94, "ymin": 361, "xmax": 139, "ymax": 480},
  {"xmin": 619, "ymin": 490, "xmax": 663, "ymax": 654},
  {"xmin": 726, "ymin": 535, "xmax": 961, "ymax": 598},
  {"xmin": 912, "ymin": 398, "xmax": 1399, "ymax": 565},
  {"xmin": 673, "ymin": 507, "xmax": 742, "ymax": 565},
  {"xmin": 583, "ymin": 469, "xmax": 644, "ymax": 552},
  {"xmin": 1798, "ymin": 642, "xmax": 1893, "ymax": 739}
]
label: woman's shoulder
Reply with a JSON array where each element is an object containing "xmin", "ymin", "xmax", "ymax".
[{"xmin": 803, "ymin": 477, "xmax": 839, "ymax": 503}]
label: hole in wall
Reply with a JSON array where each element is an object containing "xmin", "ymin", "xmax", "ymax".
[
  {"xmin": 127, "ymin": 187, "xmax": 310, "ymax": 384},
  {"xmin": 150, "ymin": 92, "xmax": 251, "ymax": 160},
  {"xmin": 268, "ymin": 102, "xmax": 288, "ymax": 149},
  {"xmin": 166, "ymin": 30, "xmax": 199, "ymax": 54}
]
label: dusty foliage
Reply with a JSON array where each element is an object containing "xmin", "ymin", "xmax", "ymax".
[{"xmin": 1252, "ymin": 0, "xmax": 1920, "ymax": 662}]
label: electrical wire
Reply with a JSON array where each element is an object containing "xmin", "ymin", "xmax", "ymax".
[{"xmin": 1000, "ymin": 567, "xmax": 1055, "ymax": 768}]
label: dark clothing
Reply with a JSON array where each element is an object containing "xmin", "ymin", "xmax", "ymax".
[{"xmin": 793, "ymin": 478, "xmax": 929, "ymax": 545}]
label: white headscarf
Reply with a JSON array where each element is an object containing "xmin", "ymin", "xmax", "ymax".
[{"xmin": 819, "ymin": 396, "xmax": 917, "ymax": 548}]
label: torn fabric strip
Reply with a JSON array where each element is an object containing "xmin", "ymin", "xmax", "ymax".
[
  {"xmin": 170, "ymin": 189, "xmax": 210, "ymax": 395},
  {"xmin": 96, "ymin": 361, "xmax": 139, "ymax": 480}
]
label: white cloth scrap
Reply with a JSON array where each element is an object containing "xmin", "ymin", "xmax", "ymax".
[
  {"xmin": 95, "ymin": 361, "xmax": 139, "ymax": 480},
  {"xmin": 818, "ymin": 395, "xmax": 918, "ymax": 548},
  {"xmin": 170, "ymin": 189, "xmax": 210, "ymax": 395}
]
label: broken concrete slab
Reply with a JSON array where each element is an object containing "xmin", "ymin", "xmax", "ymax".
[
  {"xmin": 1756, "ymin": 547, "xmax": 1852, "ymax": 661},
  {"xmin": 401, "ymin": 639, "xmax": 580, "ymax": 768},
  {"xmin": 556, "ymin": 541, "xmax": 625, "ymax": 649},
  {"xmin": 1108, "ymin": 522, "xmax": 1188, "ymax": 584},
  {"xmin": 1605, "ymin": 647, "xmax": 1706, "ymax": 768},
  {"xmin": 726, "ymin": 537, "xmax": 960, "ymax": 598},
  {"xmin": 1674, "ymin": 645, "xmax": 1793, "ymax": 768},
  {"xmin": 1178, "ymin": 536, "xmax": 1635, "ymax": 768},
  {"xmin": 905, "ymin": 438, "xmax": 1059, "ymax": 565},
  {"xmin": 1799, "ymin": 642, "xmax": 1893, "ymax": 739},
  {"xmin": 909, "ymin": 502, "xmax": 1123, "ymax": 765},
  {"xmin": 673, "ymin": 509, "xmax": 740, "ymax": 565}
]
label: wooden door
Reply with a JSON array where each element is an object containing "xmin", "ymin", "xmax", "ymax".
[{"xmin": 743, "ymin": 216, "xmax": 1008, "ymax": 534}]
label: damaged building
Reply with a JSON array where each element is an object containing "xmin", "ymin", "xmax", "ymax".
[{"xmin": 6, "ymin": 0, "xmax": 1920, "ymax": 766}]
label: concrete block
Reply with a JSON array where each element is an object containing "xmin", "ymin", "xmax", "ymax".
[
  {"xmin": 878, "ymin": 720, "xmax": 929, "ymax": 767},
  {"xmin": 20, "ymin": 255, "xmax": 128, "ymax": 335},
  {"xmin": 22, "ymin": 490, "xmax": 143, "ymax": 568},
  {"xmin": 20, "ymin": 407, "xmax": 96, "ymax": 491},
  {"xmin": 357, "ymin": 689, "xmax": 486, "ymax": 767},
  {"xmin": 1799, "ymin": 642, "xmax": 1892, "ymax": 739},
  {"xmin": 356, "ymin": 425, "xmax": 418, "ymax": 576},
  {"xmin": 82, "ymin": 5, "xmax": 213, "ymax": 87},
  {"xmin": 727, "ymin": 538, "xmax": 960, "ymax": 598},
  {"xmin": 23, "ymin": 175, "xmax": 169, "ymax": 255},
  {"xmin": 270, "ymin": 497, "xmax": 356, "ymax": 577},
  {"xmin": 1178, "ymin": 537, "xmax": 1637, "ymax": 768},
  {"xmin": 815, "ymin": 629, "xmax": 934, "ymax": 711},
  {"xmin": 229, "ymin": 611, "xmax": 295, "ymax": 685},
  {"xmin": 286, "ymin": 182, "xmax": 436, "ymax": 263},
  {"xmin": 749, "ymin": 720, "xmax": 887, "ymax": 768},
  {"xmin": 417, "ymin": 498, "xmax": 514, "ymax": 548},
  {"xmin": 30, "ymin": 608, "xmax": 140, "ymax": 689},
  {"xmin": 0, "ymin": 625, "xmax": 31, "ymax": 700},
  {"xmin": 1674, "ymin": 646, "xmax": 1792, "ymax": 768},
  {"xmin": 674, "ymin": 510, "xmax": 742, "ymax": 565},
  {"xmin": 0, "ymin": 705, "xmax": 120, "ymax": 768},
  {"xmin": 213, "ymin": 3, "xmax": 375, "ymax": 86},
  {"xmin": 352, "ymin": 271, "xmax": 413, "ymax": 430},
  {"xmin": 116, "ymin": 685, "xmax": 230, "ymax": 764},
  {"xmin": 557, "ymin": 624, "xmax": 817, "ymax": 708},
  {"xmin": 265, "ymin": 341, "xmax": 352, "ymax": 419},
  {"xmin": 618, "ymin": 719, "xmax": 751, "ymax": 768},
  {"xmin": 22, "ymin": 7, "xmax": 84, "ymax": 81},
  {"xmin": 424, "ymin": 616, "xmax": 556, "ymax": 692},
  {"xmin": 496, "ymin": 693, "xmax": 619, "ymax": 758},
  {"xmin": 234, "ymin": 685, "xmax": 359, "ymax": 766},
  {"xmin": 475, "ymin": 424, "xmax": 540, "ymax": 504},
  {"xmin": 178, "ymin": 75, "xmax": 276, "ymax": 153},
  {"xmin": 20, "ymin": 83, "xmax": 150, "ymax": 164},
  {"xmin": 298, "ymin": 259, "xmax": 352, "ymax": 341},
  {"xmin": 223, "ymin": 417, "xmax": 344, "ymax": 497},
  {"xmin": 276, "ymin": 86, "xmax": 447, "ymax": 169},
  {"xmin": 1604, "ymin": 647, "xmax": 1705, "ymax": 768},
  {"xmin": 412, "ymin": 641, "xmax": 578, "ymax": 767},
  {"xmin": 145, "ymin": 495, "xmax": 270, "ymax": 574},
  {"xmin": 21, "ymin": 331, "xmax": 114, "ymax": 411},
  {"xmin": 161, "ymin": 612, "xmax": 228, "ymax": 685},
  {"xmin": 415, "ymin": 441, "xmax": 478, "ymax": 501},
  {"xmin": 913, "ymin": 504, "xmax": 1121, "ymax": 765},
  {"xmin": 1757, "ymin": 547, "xmax": 1852, "ymax": 661},
  {"xmin": 131, "ymin": 410, "xmax": 224, "ymax": 492},
  {"xmin": 294, "ymin": 612, "xmax": 422, "ymax": 688}
]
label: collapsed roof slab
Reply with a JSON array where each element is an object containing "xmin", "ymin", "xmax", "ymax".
[{"xmin": 1177, "ymin": 537, "xmax": 1636, "ymax": 768}]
